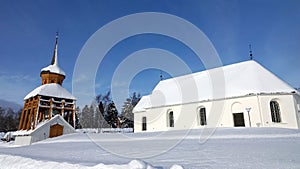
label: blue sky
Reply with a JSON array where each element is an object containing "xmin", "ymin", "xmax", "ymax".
[{"xmin": 0, "ymin": 0, "xmax": 300, "ymax": 106}]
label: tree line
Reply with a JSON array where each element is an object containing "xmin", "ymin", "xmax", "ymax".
[
  {"xmin": 78, "ymin": 91, "xmax": 141, "ymax": 129},
  {"xmin": 0, "ymin": 107, "xmax": 21, "ymax": 132},
  {"xmin": 0, "ymin": 91, "xmax": 141, "ymax": 132}
]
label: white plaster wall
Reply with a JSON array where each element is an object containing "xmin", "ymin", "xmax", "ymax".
[
  {"xmin": 220, "ymin": 96, "xmax": 262, "ymax": 127},
  {"xmin": 134, "ymin": 94, "xmax": 299, "ymax": 132},
  {"xmin": 15, "ymin": 136, "xmax": 32, "ymax": 146},
  {"xmin": 259, "ymin": 95, "xmax": 299, "ymax": 129},
  {"xmin": 293, "ymin": 94, "xmax": 300, "ymax": 128},
  {"xmin": 135, "ymin": 96, "xmax": 259, "ymax": 132},
  {"xmin": 31, "ymin": 117, "xmax": 76, "ymax": 143}
]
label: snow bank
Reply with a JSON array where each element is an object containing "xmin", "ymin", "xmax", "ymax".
[
  {"xmin": 0, "ymin": 132, "xmax": 5, "ymax": 138},
  {"xmin": 170, "ymin": 165, "xmax": 184, "ymax": 169},
  {"xmin": 1, "ymin": 128, "xmax": 299, "ymax": 168},
  {"xmin": 77, "ymin": 128, "xmax": 133, "ymax": 133},
  {"xmin": 0, "ymin": 154, "xmax": 170, "ymax": 169}
]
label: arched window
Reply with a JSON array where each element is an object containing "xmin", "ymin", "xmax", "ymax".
[
  {"xmin": 270, "ymin": 100, "xmax": 281, "ymax": 123},
  {"xmin": 168, "ymin": 111, "xmax": 174, "ymax": 127},
  {"xmin": 199, "ymin": 107, "xmax": 207, "ymax": 126},
  {"xmin": 142, "ymin": 117, "xmax": 147, "ymax": 131}
]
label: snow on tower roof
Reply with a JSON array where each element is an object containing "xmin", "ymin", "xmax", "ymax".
[
  {"xmin": 24, "ymin": 83, "xmax": 76, "ymax": 100},
  {"xmin": 41, "ymin": 64, "xmax": 66, "ymax": 76},
  {"xmin": 41, "ymin": 33, "xmax": 66, "ymax": 76},
  {"xmin": 133, "ymin": 60, "xmax": 298, "ymax": 112}
]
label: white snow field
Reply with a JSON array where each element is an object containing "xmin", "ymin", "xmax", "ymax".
[{"xmin": 0, "ymin": 128, "xmax": 300, "ymax": 169}]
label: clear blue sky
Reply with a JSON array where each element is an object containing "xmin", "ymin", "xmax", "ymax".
[{"xmin": 1, "ymin": 0, "xmax": 300, "ymax": 106}]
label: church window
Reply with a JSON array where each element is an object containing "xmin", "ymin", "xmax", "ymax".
[
  {"xmin": 168, "ymin": 111, "xmax": 174, "ymax": 127},
  {"xmin": 270, "ymin": 100, "xmax": 281, "ymax": 123},
  {"xmin": 142, "ymin": 117, "xmax": 147, "ymax": 131},
  {"xmin": 199, "ymin": 107, "xmax": 207, "ymax": 126}
]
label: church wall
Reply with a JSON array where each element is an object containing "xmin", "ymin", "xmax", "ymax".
[
  {"xmin": 258, "ymin": 94, "xmax": 299, "ymax": 129},
  {"xmin": 293, "ymin": 94, "xmax": 300, "ymax": 128},
  {"xmin": 216, "ymin": 96, "xmax": 261, "ymax": 128},
  {"xmin": 134, "ymin": 96, "xmax": 260, "ymax": 132},
  {"xmin": 14, "ymin": 136, "xmax": 32, "ymax": 146},
  {"xmin": 134, "ymin": 94, "xmax": 299, "ymax": 132}
]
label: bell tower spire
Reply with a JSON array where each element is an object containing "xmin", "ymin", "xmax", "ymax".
[
  {"xmin": 40, "ymin": 32, "xmax": 66, "ymax": 85},
  {"xmin": 51, "ymin": 32, "xmax": 59, "ymax": 65}
]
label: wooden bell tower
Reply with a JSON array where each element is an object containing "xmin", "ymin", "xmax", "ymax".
[{"xmin": 18, "ymin": 33, "xmax": 76, "ymax": 131}]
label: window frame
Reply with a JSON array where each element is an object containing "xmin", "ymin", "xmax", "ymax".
[
  {"xmin": 199, "ymin": 107, "xmax": 207, "ymax": 126},
  {"xmin": 168, "ymin": 111, "xmax": 174, "ymax": 127},
  {"xmin": 142, "ymin": 116, "xmax": 147, "ymax": 131},
  {"xmin": 270, "ymin": 100, "xmax": 281, "ymax": 123}
]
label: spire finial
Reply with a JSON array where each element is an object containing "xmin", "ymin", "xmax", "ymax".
[
  {"xmin": 51, "ymin": 32, "xmax": 59, "ymax": 65},
  {"xmin": 249, "ymin": 44, "xmax": 253, "ymax": 60}
]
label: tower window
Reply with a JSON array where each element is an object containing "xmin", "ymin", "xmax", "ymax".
[{"xmin": 270, "ymin": 100, "xmax": 281, "ymax": 123}]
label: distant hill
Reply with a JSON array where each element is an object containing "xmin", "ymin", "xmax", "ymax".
[{"xmin": 0, "ymin": 99, "xmax": 22, "ymax": 112}]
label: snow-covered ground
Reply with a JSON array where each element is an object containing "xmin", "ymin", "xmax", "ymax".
[{"xmin": 0, "ymin": 128, "xmax": 300, "ymax": 169}]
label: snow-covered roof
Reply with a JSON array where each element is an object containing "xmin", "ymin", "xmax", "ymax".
[
  {"xmin": 14, "ymin": 115, "xmax": 75, "ymax": 136},
  {"xmin": 133, "ymin": 96, "xmax": 151, "ymax": 112},
  {"xmin": 24, "ymin": 83, "xmax": 76, "ymax": 100},
  {"xmin": 41, "ymin": 64, "xmax": 66, "ymax": 76},
  {"xmin": 134, "ymin": 60, "xmax": 297, "ymax": 112}
]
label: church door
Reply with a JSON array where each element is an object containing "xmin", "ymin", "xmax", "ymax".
[
  {"xmin": 49, "ymin": 124, "xmax": 64, "ymax": 138},
  {"xmin": 233, "ymin": 113, "xmax": 245, "ymax": 127}
]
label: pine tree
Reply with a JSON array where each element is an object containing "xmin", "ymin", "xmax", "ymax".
[
  {"xmin": 120, "ymin": 98, "xmax": 133, "ymax": 128},
  {"xmin": 120, "ymin": 92, "xmax": 141, "ymax": 128},
  {"xmin": 95, "ymin": 106, "xmax": 110, "ymax": 128},
  {"xmin": 81, "ymin": 105, "xmax": 91, "ymax": 128},
  {"xmin": 89, "ymin": 103, "xmax": 96, "ymax": 128},
  {"xmin": 95, "ymin": 91, "xmax": 119, "ymax": 128},
  {"xmin": 106, "ymin": 102, "xmax": 119, "ymax": 128},
  {"xmin": 75, "ymin": 106, "xmax": 82, "ymax": 129},
  {"xmin": 132, "ymin": 92, "xmax": 141, "ymax": 107},
  {"xmin": 94, "ymin": 91, "xmax": 141, "ymax": 128},
  {"xmin": 90, "ymin": 101, "xmax": 104, "ymax": 128}
]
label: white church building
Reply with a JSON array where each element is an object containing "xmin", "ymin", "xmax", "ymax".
[{"xmin": 133, "ymin": 60, "xmax": 300, "ymax": 132}]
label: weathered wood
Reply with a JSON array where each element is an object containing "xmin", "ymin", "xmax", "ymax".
[
  {"xmin": 40, "ymin": 72, "xmax": 65, "ymax": 85},
  {"xmin": 49, "ymin": 124, "xmax": 64, "ymax": 138}
]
